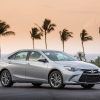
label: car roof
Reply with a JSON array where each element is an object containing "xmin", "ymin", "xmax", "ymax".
[
  {"xmin": 7, "ymin": 49, "xmax": 62, "ymax": 58},
  {"xmin": 14, "ymin": 49, "xmax": 61, "ymax": 52}
]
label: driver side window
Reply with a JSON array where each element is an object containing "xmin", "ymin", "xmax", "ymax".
[{"xmin": 29, "ymin": 51, "xmax": 45, "ymax": 61}]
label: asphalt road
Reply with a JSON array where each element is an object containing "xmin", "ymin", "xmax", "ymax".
[{"xmin": 0, "ymin": 83, "xmax": 100, "ymax": 100}]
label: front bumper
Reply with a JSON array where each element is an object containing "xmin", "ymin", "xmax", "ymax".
[{"xmin": 62, "ymin": 69, "xmax": 100, "ymax": 85}]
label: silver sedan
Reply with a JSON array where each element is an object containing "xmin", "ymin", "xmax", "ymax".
[{"xmin": 0, "ymin": 49, "xmax": 100, "ymax": 89}]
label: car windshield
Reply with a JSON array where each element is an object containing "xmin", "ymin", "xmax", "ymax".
[{"xmin": 43, "ymin": 51, "xmax": 77, "ymax": 61}]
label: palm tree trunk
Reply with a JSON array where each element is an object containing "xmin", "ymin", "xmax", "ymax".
[
  {"xmin": 81, "ymin": 41, "xmax": 86, "ymax": 61},
  {"xmin": 33, "ymin": 38, "xmax": 34, "ymax": 49},
  {"xmin": 45, "ymin": 31, "xmax": 47, "ymax": 49},
  {"xmin": 79, "ymin": 56, "xmax": 82, "ymax": 61},
  {"xmin": 63, "ymin": 41, "xmax": 64, "ymax": 52},
  {"xmin": 0, "ymin": 44, "xmax": 1, "ymax": 60},
  {"xmin": 0, "ymin": 38, "xmax": 1, "ymax": 59}
]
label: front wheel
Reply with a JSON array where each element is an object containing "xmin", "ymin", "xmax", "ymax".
[
  {"xmin": 49, "ymin": 71, "xmax": 64, "ymax": 89},
  {"xmin": 0, "ymin": 70, "xmax": 13, "ymax": 87},
  {"xmin": 81, "ymin": 84, "xmax": 95, "ymax": 89}
]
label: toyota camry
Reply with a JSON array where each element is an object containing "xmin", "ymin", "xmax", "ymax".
[{"xmin": 0, "ymin": 49, "xmax": 100, "ymax": 89}]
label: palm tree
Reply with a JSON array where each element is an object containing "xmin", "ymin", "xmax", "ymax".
[
  {"xmin": 30, "ymin": 27, "xmax": 42, "ymax": 48},
  {"xmin": 59, "ymin": 29, "xmax": 73, "ymax": 52},
  {"xmin": 42, "ymin": 18, "xmax": 56, "ymax": 49},
  {"xmin": 80, "ymin": 29, "xmax": 93, "ymax": 61},
  {"xmin": 0, "ymin": 20, "xmax": 15, "ymax": 59},
  {"xmin": 99, "ymin": 27, "xmax": 100, "ymax": 34},
  {"xmin": 76, "ymin": 52, "xmax": 85, "ymax": 61}
]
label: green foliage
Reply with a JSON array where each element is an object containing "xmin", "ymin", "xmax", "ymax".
[
  {"xmin": 42, "ymin": 18, "xmax": 56, "ymax": 49},
  {"xmin": 59, "ymin": 29, "xmax": 73, "ymax": 52},
  {"xmin": 75, "ymin": 52, "xmax": 85, "ymax": 61},
  {"xmin": 59, "ymin": 29, "xmax": 73, "ymax": 41},
  {"xmin": 80, "ymin": 29, "xmax": 93, "ymax": 61},
  {"xmin": 42, "ymin": 19, "xmax": 56, "ymax": 33},
  {"xmin": 0, "ymin": 20, "xmax": 15, "ymax": 59},
  {"xmin": 30, "ymin": 27, "xmax": 42, "ymax": 40},
  {"xmin": 0, "ymin": 20, "xmax": 15, "ymax": 36},
  {"xmin": 90, "ymin": 56, "xmax": 100, "ymax": 67},
  {"xmin": 80, "ymin": 29, "xmax": 93, "ymax": 42},
  {"xmin": 30, "ymin": 27, "xmax": 43, "ymax": 48}
]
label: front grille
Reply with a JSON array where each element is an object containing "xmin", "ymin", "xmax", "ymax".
[
  {"xmin": 83, "ymin": 69, "xmax": 99, "ymax": 74},
  {"xmin": 79, "ymin": 69, "xmax": 100, "ymax": 83},
  {"xmin": 79, "ymin": 74, "xmax": 100, "ymax": 82}
]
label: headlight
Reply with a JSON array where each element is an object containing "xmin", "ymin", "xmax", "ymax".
[
  {"xmin": 64, "ymin": 66, "xmax": 80, "ymax": 72},
  {"xmin": 98, "ymin": 68, "xmax": 100, "ymax": 72}
]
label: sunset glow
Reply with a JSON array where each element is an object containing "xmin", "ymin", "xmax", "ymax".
[{"xmin": 0, "ymin": 0, "xmax": 100, "ymax": 54}]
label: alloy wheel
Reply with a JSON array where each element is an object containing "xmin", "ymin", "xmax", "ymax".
[
  {"xmin": 49, "ymin": 71, "xmax": 64, "ymax": 88},
  {"xmin": 0, "ymin": 70, "xmax": 13, "ymax": 87}
]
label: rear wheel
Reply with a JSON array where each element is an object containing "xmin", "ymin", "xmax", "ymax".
[
  {"xmin": 0, "ymin": 70, "xmax": 13, "ymax": 87},
  {"xmin": 32, "ymin": 83, "xmax": 42, "ymax": 87},
  {"xmin": 81, "ymin": 84, "xmax": 95, "ymax": 89},
  {"xmin": 49, "ymin": 71, "xmax": 64, "ymax": 89}
]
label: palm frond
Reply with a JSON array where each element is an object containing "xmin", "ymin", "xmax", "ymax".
[
  {"xmin": 34, "ymin": 34, "xmax": 41, "ymax": 39},
  {"xmin": 0, "ymin": 20, "xmax": 15, "ymax": 36},
  {"xmin": 83, "ymin": 36, "xmax": 93, "ymax": 41},
  {"xmin": 30, "ymin": 27, "xmax": 42, "ymax": 40},
  {"xmin": 0, "ymin": 31, "xmax": 15, "ymax": 36},
  {"xmin": 99, "ymin": 27, "xmax": 100, "ymax": 34},
  {"xmin": 42, "ymin": 19, "xmax": 51, "ymax": 31},
  {"xmin": 47, "ymin": 24, "xmax": 56, "ymax": 33},
  {"xmin": 59, "ymin": 29, "xmax": 73, "ymax": 41},
  {"xmin": 34, "ymin": 23, "xmax": 44, "ymax": 33},
  {"xmin": 80, "ymin": 29, "xmax": 93, "ymax": 42}
]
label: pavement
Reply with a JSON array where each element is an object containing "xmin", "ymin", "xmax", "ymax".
[{"xmin": 0, "ymin": 83, "xmax": 100, "ymax": 100}]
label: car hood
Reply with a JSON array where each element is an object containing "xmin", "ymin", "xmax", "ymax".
[{"xmin": 54, "ymin": 61, "xmax": 99, "ymax": 70}]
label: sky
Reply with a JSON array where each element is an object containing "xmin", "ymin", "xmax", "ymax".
[{"xmin": 0, "ymin": 0, "xmax": 100, "ymax": 54}]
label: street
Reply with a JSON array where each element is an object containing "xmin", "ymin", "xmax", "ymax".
[{"xmin": 0, "ymin": 83, "xmax": 100, "ymax": 100}]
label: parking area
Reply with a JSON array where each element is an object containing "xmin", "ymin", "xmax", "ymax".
[{"xmin": 0, "ymin": 83, "xmax": 100, "ymax": 100}]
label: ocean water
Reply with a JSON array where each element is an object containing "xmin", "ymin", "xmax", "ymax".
[{"xmin": 85, "ymin": 54, "xmax": 100, "ymax": 61}]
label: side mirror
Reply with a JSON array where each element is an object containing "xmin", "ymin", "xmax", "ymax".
[{"xmin": 38, "ymin": 59, "xmax": 48, "ymax": 63}]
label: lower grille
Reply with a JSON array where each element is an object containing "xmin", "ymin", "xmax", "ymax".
[{"xmin": 79, "ymin": 74, "xmax": 100, "ymax": 82}]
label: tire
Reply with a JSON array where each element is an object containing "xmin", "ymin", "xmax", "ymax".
[
  {"xmin": 0, "ymin": 70, "xmax": 13, "ymax": 87},
  {"xmin": 32, "ymin": 83, "xmax": 42, "ymax": 87},
  {"xmin": 49, "ymin": 71, "xmax": 64, "ymax": 89},
  {"xmin": 81, "ymin": 84, "xmax": 95, "ymax": 89}
]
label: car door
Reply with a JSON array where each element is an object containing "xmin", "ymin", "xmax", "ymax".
[
  {"xmin": 26, "ymin": 51, "xmax": 48, "ymax": 83},
  {"xmin": 8, "ymin": 51, "xmax": 29, "ymax": 81}
]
